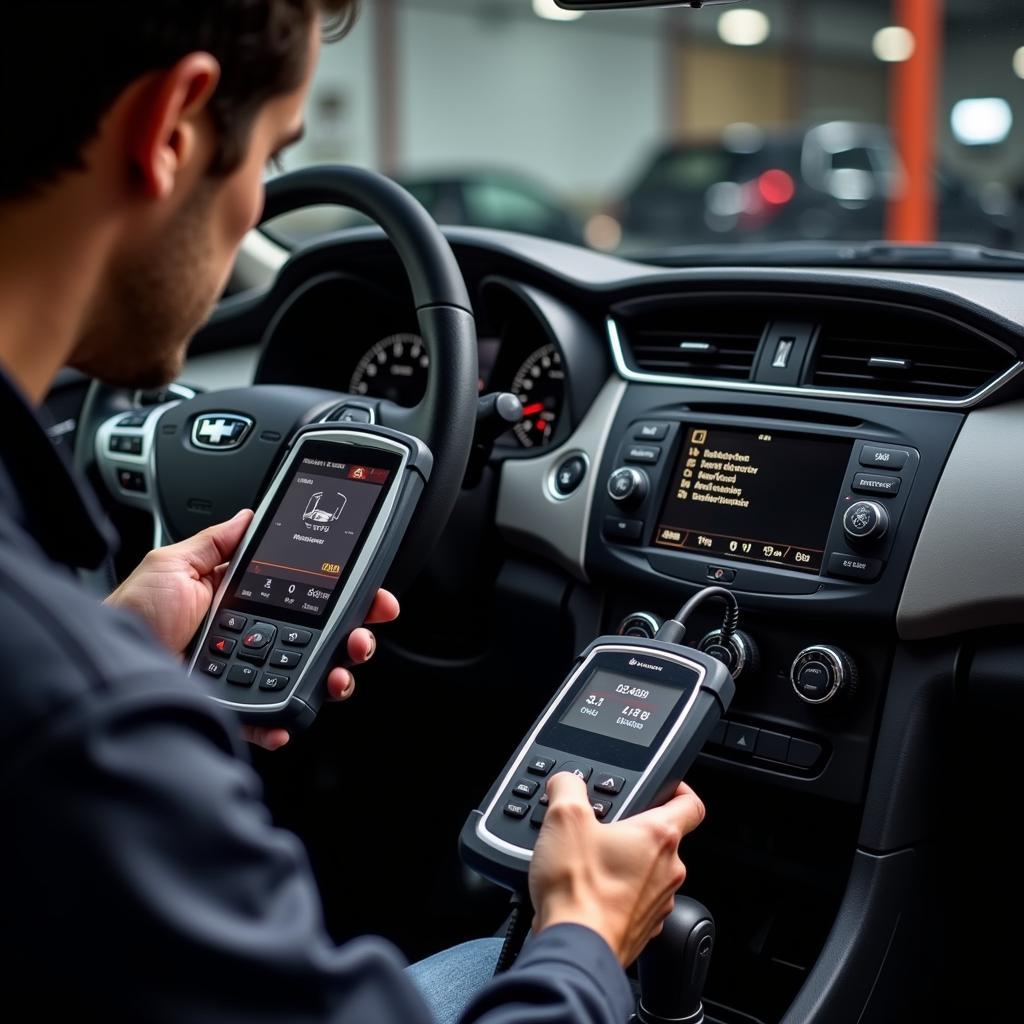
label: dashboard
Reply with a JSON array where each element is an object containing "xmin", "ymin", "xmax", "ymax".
[{"xmin": 175, "ymin": 225, "xmax": 1024, "ymax": 1021}]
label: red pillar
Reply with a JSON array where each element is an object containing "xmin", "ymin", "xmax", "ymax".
[{"xmin": 886, "ymin": 0, "xmax": 943, "ymax": 242}]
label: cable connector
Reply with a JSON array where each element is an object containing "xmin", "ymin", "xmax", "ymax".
[{"xmin": 655, "ymin": 586, "xmax": 741, "ymax": 649}]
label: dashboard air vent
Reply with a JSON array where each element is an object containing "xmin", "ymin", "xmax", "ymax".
[
  {"xmin": 618, "ymin": 311, "xmax": 764, "ymax": 381},
  {"xmin": 811, "ymin": 312, "xmax": 1017, "ymax": 400}
]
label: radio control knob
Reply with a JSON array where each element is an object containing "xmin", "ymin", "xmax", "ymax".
[
  {"xmin": 618, "ymin": 611, "xmax": 663, "ymax": 639},
  {"xmin": 607, "ymin": 466, "xmax": 649, "ymax": 507},
  {"xmin": 843, "ymin": 500, "xmax": 889, "ymax": 544},
  {"xmin": 699, "ymin": 629, "xmax": 760, "ymax": 680},
  {"xmin": 791, "ymin": 645, "xmax": 857, "ymax": 705}
]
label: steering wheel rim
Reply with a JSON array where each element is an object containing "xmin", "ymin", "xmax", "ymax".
[{"xmin": 81, "ymin": 165, "xmax": 479, "ymax": 591}]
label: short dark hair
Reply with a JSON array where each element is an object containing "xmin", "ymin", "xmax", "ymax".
[{"xmin": 0, "ymin": 1, "xmax": 358, "ymax": 201}]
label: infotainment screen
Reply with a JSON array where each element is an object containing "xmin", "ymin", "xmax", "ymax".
[
  {"xmin": 654, "ymin": 426, "xmax": 851, "ymax": 574},
  {"xmin": 225, "ymin": 440, "xmax": 401, "ymax": 626}
]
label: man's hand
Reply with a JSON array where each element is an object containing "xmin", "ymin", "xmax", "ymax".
[
  {"xmin": 105, "ymin": 510, "xmax": 400, "ymax": 751},
  {"xmin": 528, "ymin": 773, "xmax": 705, "ymax": 967}
]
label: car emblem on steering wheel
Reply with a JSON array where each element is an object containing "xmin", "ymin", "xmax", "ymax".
[{"xmin": 191, "ymin": 414, "xmax": 254, "ymax": 451}]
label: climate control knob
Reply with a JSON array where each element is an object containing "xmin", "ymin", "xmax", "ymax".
[
  {"xmin": 791, "ymin": 646, "xmax": 857, "ymax": 705},
  {"xmin": 607, "ymin": 466, "xmax": 649, "ymax": 507},
  {"xmin": 699, "ymin": 629, "xmax": 760, "ymax": 681},
  {"xmin": 618, "ymin": 611, "xmax": 663, "ymax": 639},
  {"xmin": 843, "ymin": 500, "xmax": 889, "ymax": 544}
]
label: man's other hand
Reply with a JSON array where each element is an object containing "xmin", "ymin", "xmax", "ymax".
[
  {"xmin": 106, "ymin": 510, "xmax": 400, "ymax": 750},
  {"xmin": 529, "ymin": 773, "xmax": 705, "ymax": 967}
]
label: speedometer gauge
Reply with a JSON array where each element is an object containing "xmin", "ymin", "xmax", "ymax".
[
  {"xmin": 511, "ymin": 344, "xmax": 564, "ymax": 448},
  {"xmin": 349, "ymin": 333, "xmax": 429, "ymax": 406}
]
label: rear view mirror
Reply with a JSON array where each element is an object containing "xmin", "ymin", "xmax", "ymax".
[{"xmin": 556, "ymin": 0, "xmax": 743, "ymax": 9}]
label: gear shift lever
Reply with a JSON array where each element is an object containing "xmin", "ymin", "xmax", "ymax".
[{"xmin": 636, "ymin": 896, "xmax": 715, "ymax": 1024}]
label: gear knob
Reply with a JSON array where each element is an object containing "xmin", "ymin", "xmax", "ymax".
[{"xmin": 636, "ymin": 896, "xmax": 715, "ymax": 1024}]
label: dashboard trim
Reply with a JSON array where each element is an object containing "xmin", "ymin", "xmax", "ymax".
[{"xmin": 607, "ymin": 317, "xmax": 1024, "ymax": 411}]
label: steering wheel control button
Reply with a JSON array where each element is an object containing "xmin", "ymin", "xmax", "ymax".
[
  {"xmin": 260, "ymin": 673, "xmax": 291, "ymax": 693},
  {"xmin": 217, "ymin": 612, "xmax": 248, "ymax": 634},
  {"xmin": 558, "ymin": 761, "xmax": 593, "ymax": 783},
  {"xmin": 590, "ymin": 798, "xmax": 613, "ymax": 820},
  {"xmin": 116, "ymin": 412, "xmax": 151, "ymax": 428},
  {"xmin": 594, "ymin": 774, "xmax": 624, "ymax": 795},
  {"xmin": 553, "ymin": 455, "xmax": 587, "ymax": 497},
  {"xmin": 843, "ymin": 500, "xmax": 889, "ymax": 543},
  {"xmin": 281, "ymin": 628, "xmax": 312, "ymax": 648},
  {"xmin": 725, "ymin": 723, "xmax": 759, "ymax": 754},
  {"xmin": 527, "ymin": 755, "xmax": 556, "ymax": 776},
  {"xmin": 607, "ymin": 466, "xmax": 649, "ymax": 507},
  {"xmin": 269, "ymin": 649, "xmax": 302, "ymax": 670},
  {"xmin": 227, "ymin": 664, "xmax": 259, "ymax": 688},
  {"xmin": 624, "ymin": 444, "xmax": 662, "ymax": 465},
  {"xmin": 827, "ymin": 552, "xmax": 883, "ymax": 581},
  {"xmin": 116, "ymin": 470, "xmax": 147, "ymax": 493},
  {"xmin": 208, "ymin": 636, "xmax": 235, "ymax": 658},
  {"xmin": 335, "ymin": 405, "xmax": 373, "ymax": 424},
  {"xmin": 503, "ymin": 800, "xmax": 530, "ymax": 820},
  {"xmin": 787, "ymin": 738, "xmax": 824, "ymax": 769},
  {"xmin": 859, "ymin": 444, "xmax": 909, "ymax": 471},
  {"xmin": 109, "ymin": 434, "xmax": 143, "ymax": 455},
  {"xmin": 603, "ymin": 516, "xmax": 643, "ymax": 544},
  {"xmin": 852, "ymin": 472, "xmax": 901, "ymax": 497},
  {"xmin": 635, "ymin": 422, "xmax": 669, "ymax": 442},
  {"xmin": 791, "ymin": 646, "xmax": 856, "ymax": 705},
  {"xmin": 706, "ymin": 565, "xmax": 737, "ymax": 584},
  {"xmin": 512, "ymin": 779, "xmax": 539, "ymax": 800},
  {"xmin": 754, "ymin": 730, "xmax": 790, "ymax": 763},
  {"xmin": 202, "ymin": 660, "xmax": 226, "ymax": 678}
]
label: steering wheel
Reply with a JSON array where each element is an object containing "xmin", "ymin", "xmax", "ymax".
[{"xmin": 76, "ymin": 166, "xmax": 479, "ymax": 591}]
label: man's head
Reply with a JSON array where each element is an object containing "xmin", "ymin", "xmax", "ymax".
[{"xmin": 0, "ymin": 1, "xmax": 357, "ymax": 389}]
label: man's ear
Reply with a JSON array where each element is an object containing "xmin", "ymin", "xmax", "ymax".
[{"xmin": 128, "ymin": 53, "xmax": 222, "ymax": 200}]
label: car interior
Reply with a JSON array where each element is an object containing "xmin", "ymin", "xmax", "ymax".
[{"xmin": 44, "ymin": 0, "xmax": 1024, "ymax": 1020}]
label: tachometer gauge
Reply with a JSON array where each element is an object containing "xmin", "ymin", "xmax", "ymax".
[
  {"xmin": 349, "ymin": 333, "xmax": 429, "ymax": 406},
  {"xmin": 511, "ymin": 344, "xmax": 564, "ymax": 448}
]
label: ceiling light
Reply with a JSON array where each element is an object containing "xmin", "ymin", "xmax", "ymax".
[
  {"xmin": 717, "ymin": 9, "xmax": 770, "ymax": 47},
  {"xmin": 533, "ymin": 0, "xmax": 584, "ymax": 21},
  {"xmin": 872, "ymin": 26, "xmax": 915, "ymax": 62},
  {"xmin": 1013, "ymin": 46, "xmax": 1024, "ymax": 79},
  {"xmin": 951, "ymin": 98, "xmax": 1013, "ymax": 146}
]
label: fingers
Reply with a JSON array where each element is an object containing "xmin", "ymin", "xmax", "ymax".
[
  {"xmin": 364, "ymin": 589, "xmax": 400, "ymax": 625},
  {"xmin": 545, "ymin": 770, "xmax": 593, "ymax": 809},
  {"xmin": 326, "ymin": 666, "xmax": 356, "ymax": 702},
  {"xmin": 346, "ymin": 627, "xmax": 376, "ymax": 664},
  {"xmin": 183, "ymin": 510, "xmax": 254, "ymax": 575},
  {"xmin": 640, "ymin": 784, "xmax": 706, "ymax": 840},
  {"xmin": 243, "ymin": 726, "xmax": 290, "ymax": 752}
]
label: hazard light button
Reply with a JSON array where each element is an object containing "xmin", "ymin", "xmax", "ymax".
[{"xmin": 725, "ymin": 722, "xmax": 759, "ymax": 754}]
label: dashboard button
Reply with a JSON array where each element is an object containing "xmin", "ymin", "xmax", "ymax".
[
  {"xmin": 843, "ymin": 500, "xmax": 889, "ymax": 543},
  {"xmin": 635, "ymin": 422, "xmax": 669, "ymax": 441},
  {"xmin": 227, "ymin": 664, "xmax": 258, "ymax": 688},
  {"xmin": 852, "ymin": 472, "xmax": 901, "ymax": 497},
  {"xmin": 603, "ymin": 516, "xmax": 643, "ymax": 544},
  {"xmin": 527, "ymin": 756, "xmax": 555, "ymax": 776},
  {"xmin": 503, "ymin": 800, "xmax": 530, "ymax": 820},
  {"xmin": 624, "ymin": 444, "xmax": 661, "ymax": 465},
  {"xmin": 335, "ymin": 405, "xmax": 373, "ymax": 424},
  {"xmin": 754, "ymin": 730, "xmax": 790, "ymax": 763},
  {"xmin": 859, "ymin": 445, "xmax": 909, "ymax": 470},
  {"xmin": 827, "ymin": 551, "xmax": 883, "ymax": 581},
  {"xmin": 706, "ymin": 565, "xmax": 737, "ymax": 584},
  {"xmin": 553, "ymin": 455, "xmax": 587, "ymax": 497},
  {"xmin": 787, "ymin": 738, "xmax": 823, "ymax": 769},
  {"xmin": 512, "ymin": 779, "xmax": 539, "ymax": 799},
  {"xmin": 794, "ymin": 661, "xmax": 831, "ymax": 700},
  {"xmin": 217, "ymin": 612, "xmax": 248, "ymax": 634},
  {"xmin": 725, "ymin": 723, "xmax": 759, "ymax": 754}
]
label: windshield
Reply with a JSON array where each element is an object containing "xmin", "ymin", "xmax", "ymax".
[{"xmin": 268, "ymin": 0, "xmax": 1024, "ymax": 265}]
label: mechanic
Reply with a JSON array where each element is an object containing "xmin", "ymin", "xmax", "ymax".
[{"xmin": 0, "ymin": 3, "xmax": 706, "ymax": 1022}]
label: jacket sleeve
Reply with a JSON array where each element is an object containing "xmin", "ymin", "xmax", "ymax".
[
  {"xmin": 1, "ymin": 685, "xmax": 435, "ymax": 1024},
  {"xmin": 459, "ymin": 925, "xmax": 634, "ymax": 1024}
]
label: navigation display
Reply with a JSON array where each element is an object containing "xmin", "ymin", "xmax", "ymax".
[
  {"xmin": 654, "ymin": 426, "xmax": 850, "ymax": 574},
  {"xmin": 226, "ymin": 442, "xmax": 398, "ymax": 624},
  {"xmin": 560, "ymin": 669, "xmax": 682, "ymax": 748}
]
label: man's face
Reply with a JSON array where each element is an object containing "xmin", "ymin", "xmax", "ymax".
[{"xmin": 71, "ymin": 27, "xmax": 320, "ymax": 389}]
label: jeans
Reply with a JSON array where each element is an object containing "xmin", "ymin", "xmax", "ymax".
[{"xmin": 407, "ymin": 937, "xmax": 505, "ymax": 1024}]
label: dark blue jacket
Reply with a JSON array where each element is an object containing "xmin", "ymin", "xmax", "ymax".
[{"xmin": 0, "ymin": 367, "xmax": 633, "ymax": 1023}]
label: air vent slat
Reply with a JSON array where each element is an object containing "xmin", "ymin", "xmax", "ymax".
[{"xmin": 811, "ymin": 312, "xmax": 1016, "ymax": 400}]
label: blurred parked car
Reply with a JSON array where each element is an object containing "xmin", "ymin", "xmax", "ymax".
[
  {"xmin": 271, "ymin": 169, "xmax": 585, "ymax": 246},
  {"xmin": 610, "ymin": 122, "xmax": 1015, "ymax": 253}
]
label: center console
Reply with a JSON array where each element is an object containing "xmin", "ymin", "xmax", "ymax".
[{"xmin": 585, "ymin": 385, "xmax": 963, "ymax": 804}]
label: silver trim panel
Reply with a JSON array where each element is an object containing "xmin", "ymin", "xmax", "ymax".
[
  {"xmin": 496, "ymin": 377, "xmax": 626, "ymax": 581},
  {"xmin": 187, "ymin": 428, "xmax": 412, "ymax": 716},
  {"xmin": 474, "ymin": 642, "xmax": 706, "ymax": 862},
  {"xmin": 608, "ymin": 317, "xmax": 1024, "ymax": 411}
]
